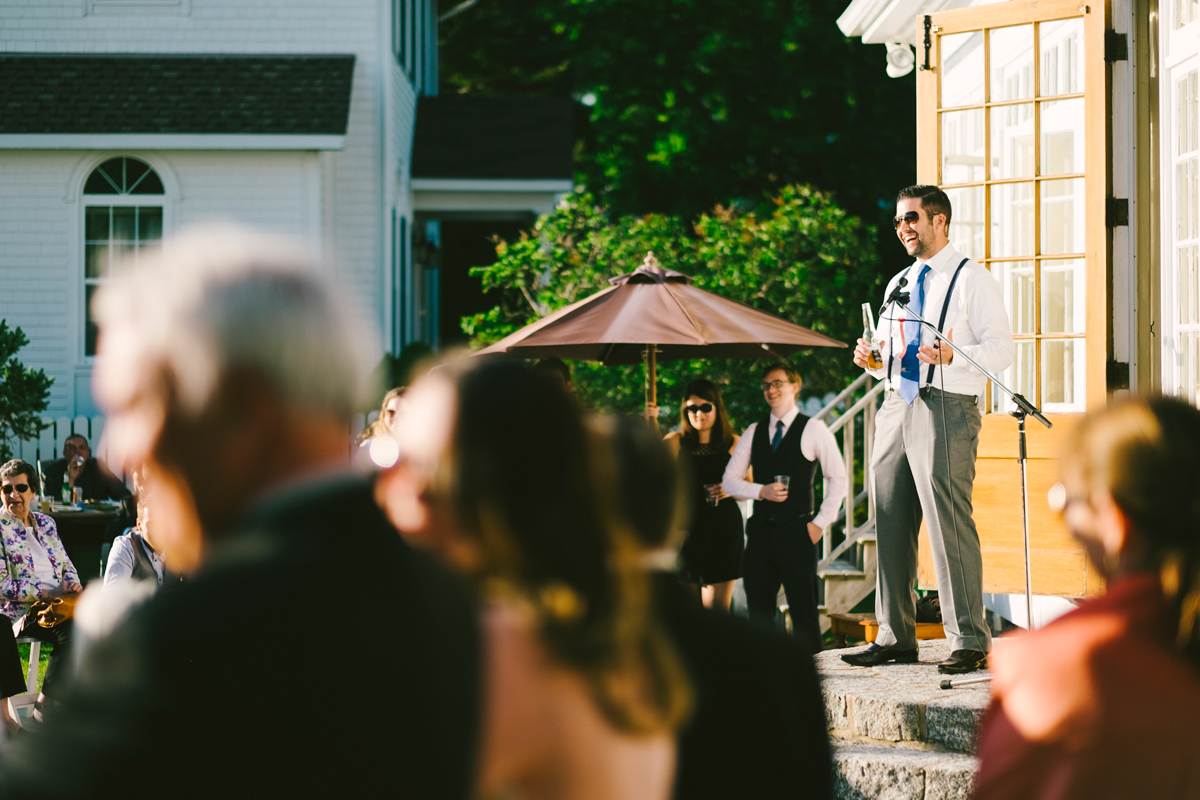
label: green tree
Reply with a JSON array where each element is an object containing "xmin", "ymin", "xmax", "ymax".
[
  {"xmin": 0, "ymin": 321, "xmax": 53, "ymax": 462},
  {"xmin": 465, "ymin": 186, "xmax": 881, "ymax": 430},
  {"xmin": 439, "ymin": 0, "xmax": 915, "ymax": 258}
]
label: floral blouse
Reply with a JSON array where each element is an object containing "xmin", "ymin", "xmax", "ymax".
[{"xmin": 0, "ymin": 510, "xmax": 81, "ymax": 624}]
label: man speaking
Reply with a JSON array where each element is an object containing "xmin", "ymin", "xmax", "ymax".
[{"xmin": 842, "ymin": 185, "xmax": 1013, "ymax": 675}]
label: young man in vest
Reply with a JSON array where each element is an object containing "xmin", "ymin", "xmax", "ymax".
[
  {"xmin": 723, "ymin": 363, "xmax": 847, "ymax": 652},
  {"xmin": 842, "ymin": 185, "xmax": 1014, "ymax": 674}
]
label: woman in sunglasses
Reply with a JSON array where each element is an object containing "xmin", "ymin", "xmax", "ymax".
[
  {"xmin": 0, "ymin": 459, "xmax": 82, "ymax": 718},
  {"xmin": 663, "ymin": 380, "xmax": 744, "ymax": 611}
]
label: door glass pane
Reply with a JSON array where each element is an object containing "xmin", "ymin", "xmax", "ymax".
[
  {"xmin": 85, "ymin": 207, "xmax": 110, "ymax": 241},
  {"xmin": 112, "ymin": 207, "xmax": 137, "ymax": 243},
  {"xmin": 945, "ymin": 185, "xmax": 984, "ymax": 260},
  {"xmin": 989, "ymin": 25, "xmax": 1034, "ymax": 102},
  {"xmin": 990, "ymin": 261, "xmax": 1035, "ymax": 334},
  {"xmin": 1040, "ymin": 178, "xmax": 1085, "ymax": 254},
  {"xmin": 991, "ymin": 182, "xmax": 1035, "ymax": 257},
  {"xmin": 1039, "ymin": 19, "xmax": 1083, "ymax": 96},
  {"xmin": 85, "ymin": 284, "xmax": 100, "ymax": 358},
  {"xmin": 85, "ymin": 244, "xmax": 108, "ymax": 280},
  {"xmin": 138, "ymin": 207, "xmax": 163, "ymax": 241},
  {"xmin": 941, "ymin": 31, "xmax": 984, "ymax": 107},
  {"xmin": 942, "ymin": 109, "xmax": 985, "ymax": 183},
  {"xmin": 992, "ymin": 339, "xmax": 1035, "ymax": 413},
  {"xmin": 1041, "ymin": 259, "xmax": 1086, "ymax": 333},
  {"xmin": 1178, "ymin": 0, "xmax": 1200, "ymax": 30},
  {"xmin": 1040, "ymin": 98, "xmax": 1084, "ymax": 175},
  {"xmin": 990, "ymin": 104, "xmax": 1034, "ymax": 179},
  {"xmin": 1041, "ymin": 338, "xmax": 1085, "ymax": 410}
]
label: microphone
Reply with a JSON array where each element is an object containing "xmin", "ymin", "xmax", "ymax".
[{"xmin": 879, "ymin": 276, "xmax": 909, "ymax": 318}]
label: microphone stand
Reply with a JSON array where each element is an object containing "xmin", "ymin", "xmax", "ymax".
[{"xmin": 878, "ymin": 297, "xmax": 1051, "ymax": 688}]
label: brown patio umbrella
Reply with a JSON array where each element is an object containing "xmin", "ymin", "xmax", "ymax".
[{"xmin": 475, "ymin": 253, "xmax": 847, "ymax": 406}]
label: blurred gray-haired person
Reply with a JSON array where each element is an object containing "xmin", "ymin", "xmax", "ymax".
[{"xmin": 0, "ymin": 225, "xmax": 481, "ymax": 799}]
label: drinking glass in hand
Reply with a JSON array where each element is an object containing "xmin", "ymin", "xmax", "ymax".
[
  {"xmin": 704, "ymin": 483, "xmax": 720, "ymax": 506},
  {"xmin": 774, "ymin": 475, "xmax": 790, "ymax": 491}
]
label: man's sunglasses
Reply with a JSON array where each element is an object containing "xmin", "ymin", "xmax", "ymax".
[
  {"xmin": 892, "ymin": 210, "xmax": 922, "ymax": 229},
  {"xmin": 1, "ymin": 484, "xmax": 30, "ymax": 496},
  {"xmin": 686, "ymin": 403, "xmax": 715, "ymax": 415}
]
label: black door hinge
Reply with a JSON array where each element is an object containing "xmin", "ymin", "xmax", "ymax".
[
  {"xmin": 1107, "ymin": 360, "xmax": 1130, "ymax": 390},
  {"xmin": 1107, "ymin": 197, "xmax": 1129, "ymax": 227},
  {"xmin": 1105, "ymin": 30, "xmax": 1128, "ymax": 62}
]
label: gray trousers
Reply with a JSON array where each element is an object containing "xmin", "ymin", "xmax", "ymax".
[{"xmin": 871, "ymin": 387, "xmax": 990, "ymax": 652}]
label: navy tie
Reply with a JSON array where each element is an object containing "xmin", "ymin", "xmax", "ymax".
[{"xmin": 770, "ymin": 420, "xmax": 784, "ymax": 452}]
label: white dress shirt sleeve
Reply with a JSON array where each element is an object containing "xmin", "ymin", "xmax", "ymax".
[
  {"xmin": 802, "ymin": 419, "xmax": 847, "ymax": 530},
  {"xmin": 103, "ymin": 533, "xmax": 136, "ymax": 588},
  {"xmin": 951, "ymin": 268, "xmax": 1015, "ymax": 376},
  {"xmin": 722, "ymin": 423, "xmax": 762, "ymax": 500}
]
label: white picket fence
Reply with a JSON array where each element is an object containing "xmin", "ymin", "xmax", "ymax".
[{"xmin": 5, "ymin": 411, "xmax": 382, "ymax": 470}]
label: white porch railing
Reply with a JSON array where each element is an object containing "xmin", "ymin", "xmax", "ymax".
[{"xmin": 812, "ymin": 374, "xmax": 885, "ymax": 572}]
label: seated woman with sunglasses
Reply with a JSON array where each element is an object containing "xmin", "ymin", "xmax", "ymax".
[
  {"xmin": 662, "ymin": 380, "xmax": 744, "ymax": 612},
  {"xmin": 0, "ymin": 460, "xmax": 82, "ymax": 720}
]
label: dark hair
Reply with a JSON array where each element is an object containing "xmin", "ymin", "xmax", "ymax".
[
  {"xmin": 1062, "ymin": 396, "xmax": 1200, "ymax": 666},
  {"xmin": 761, "ymin": 361, "xmax": 802, "ymax": 387},
  {"xmin": 608, "ymin": 415, "xmax": 685, "ymax": 550},
  {"xmin": 533, "ymin": 357, "xmax": 572, "ymax": 388},
  {"xmin": 679, "ymin": 379, "xmax": 734, "ymax": 450},
  {"xmin": 431, "ymin": 359, "xmax": 690, "ymax": 734},
  {"xmin": 64, "ymin": 434, "xmax": 89, "ymax": 448},
  {"xmin": 0, "ymin": 460, "xmax": 39, "ymax": 495},
  {"xmin": 897, "ymin": 184, "xmax": 953, "ymax": 232}
]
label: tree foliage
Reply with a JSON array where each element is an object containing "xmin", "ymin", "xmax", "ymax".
[
  {"xmin": 0, "ymin": 321, "xmax": 53, "ymax": 462},
  {"xmin": 466, "ymin": 186, "xmax": 881, "ymax": 429},
  {"xmin": 439, "ymin": 0, "xmax": 915, "ymax": 256}
]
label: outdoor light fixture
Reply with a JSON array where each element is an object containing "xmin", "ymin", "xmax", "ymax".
[{"xmin": 885, "ymin": 42, "xmax": 915, "ymax": 78}]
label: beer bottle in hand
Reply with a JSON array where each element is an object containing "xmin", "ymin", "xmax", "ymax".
[{"xmin": 861, "ymin": 303, "xmax": 884, "ymax": 370}]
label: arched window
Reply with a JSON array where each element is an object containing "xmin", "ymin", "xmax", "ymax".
[{"xmin": 83, "ymin": 157, "xmax": 165, "ymax": 356}]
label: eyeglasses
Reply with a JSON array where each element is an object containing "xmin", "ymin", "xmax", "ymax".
[
  {"xmin": 686, "ymin": 403, "xmax": 714, "ymax": 415},
  {"xmin": 1, "ymin": 484, "xmax": 30, "ymax": 496},
  {"xmin": 760, "ymin": 380, "xmax": 791, "ymax": 391},
  {"xmin": 892, "ymin": 210, "xmax": 921, "ymax": 229}
]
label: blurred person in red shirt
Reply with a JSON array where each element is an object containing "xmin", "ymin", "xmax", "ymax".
[{"xmin": 974, "ymin": 396, "xmax": 1200, "ymax": 799}]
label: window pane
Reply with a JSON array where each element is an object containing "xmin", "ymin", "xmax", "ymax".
[
  {"xmin": 1040, "ymin": 178, "xmax": 1085, "ymax": 254},
  {"xmin": 85, "ymin": 284, "xmax": 100, "ymax": 357},
  {"xmin": 942, "ymin": 108, "xmax": 985, "ymax": 183},
  {"xmin": 137, "ymin": 207, "xmax": 163, "ymax": 241},
  {"xmin": 944, "ymin": 185, "xmax": 984, "ymax": 261},
  {"xmin": 112, "ymin": 207, "xmax": 137, "ymax": 243},
  {"xmin": 1178, "ymin": 0, "xmax": 1200, "ymax": 30},
  {"xmin": 130, "ymin": 169, "xmax": 165, "ymax": 195},
  {"xmin": 989, "ymin": 25, "xmax": 1034, "ymax": 102},
  {"xmin": 83, "ymin": 166, "xmax": 120, "ymax": 195},
  {"xmin": 1041, "ymin": 338, "xmax": 1085, "ymax": 410},
  {"xmin": 990, "ymin": 181, "xmax": 1035, "ymax": 257},
  {"xmin": 1040, "ymin": 98, "xmax": 1084, "ymax": 175},
  {"xmin": 85, "ymin": 207, "xmax": 110, "ymax": 241},
  {"xmin": 941, "ymin": 31, "xmax": 984, "ymax": 108},
  {"xmin": 990, "ymin": 104, "xmax": 1034, "ymax": 179},
  {"xmin": 1038, "ymin": 19, "xmax": 1083, "ymax": 96},
  {"xmin": 85, "ymin": 244, "xmax": 109, "ymax": 280},
  {"xmin": 990, "ymin": 261, "xmax": 1035, "ymax": 334},
  {"xmin": 992, "ymin": 339, "xmax": 1035, "ymax": 413},
  {"xmin": 1041, "ymin": 258, "xmax": 1086, "ymax": 333}
]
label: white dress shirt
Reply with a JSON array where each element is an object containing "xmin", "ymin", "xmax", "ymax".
[
  {"xmin": 869, "ymin": 243, "xmax": 1014, "ymax": 397},
  {"xmin": 721, "ymin": 405, "xmax": 847, "ymax": 530}
]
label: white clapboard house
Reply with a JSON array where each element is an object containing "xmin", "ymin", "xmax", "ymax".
[{"xmin": 0, "ymin": 0, "xmax": 573, "ymax": 442}]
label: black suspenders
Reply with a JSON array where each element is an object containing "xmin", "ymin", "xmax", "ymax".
[
  {"xmin": 885, "ymin": 257, "xmax": 971, "ymax": 386},
  {"xmin": 925, "ymin": 257, "xmax": 970, "ymax": 385}
]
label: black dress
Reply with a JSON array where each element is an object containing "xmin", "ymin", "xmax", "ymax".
[{"xmin": 677, "ymin": 441, "xmax": 745, "ymax": 585}]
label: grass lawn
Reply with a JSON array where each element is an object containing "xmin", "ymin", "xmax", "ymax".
[{"xmin": 17, "ymin": 642, "xmax": 51, "ymax": 694}]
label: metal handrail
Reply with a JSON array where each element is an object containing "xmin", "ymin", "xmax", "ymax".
[
  {"xmin": 812, "ymin": 372, "xmax": 873, "ymax": 422},
  {"xmin": 826, "ymin": 380, "xmax": 885, "ymax": 434},
  {"xmin": 819, "ymin": 518, "xmax": 876, "ymax": 570}
]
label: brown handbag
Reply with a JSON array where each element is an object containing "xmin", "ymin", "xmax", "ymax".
[{"xmin": 32, "ymin": 594, "xmax": 79, "ymax": 628}]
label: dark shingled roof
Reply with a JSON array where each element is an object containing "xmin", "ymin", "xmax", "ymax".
[
  {"xmin": 0, "ymin": 54, "xmax": 355, "ymax": 135},
  {"xmin": 412, "ymin": 97, "xmax": 575, "ymax": 180}
]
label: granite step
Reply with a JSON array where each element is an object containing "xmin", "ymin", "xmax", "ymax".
[{"xmin": 817, "ymin": 640, "xmax": 989, "ymax": 799}]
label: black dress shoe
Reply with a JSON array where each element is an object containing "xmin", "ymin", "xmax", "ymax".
[
  {"xmin": 936, "ymin": 649, "xmax": 988, "ymax": 674},
  {"xmin": 839, "ymin": 643, "xmax": 919, "ymax": 667}
]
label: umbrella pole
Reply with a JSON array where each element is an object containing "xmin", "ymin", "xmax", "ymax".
[{"xmin": 644, "ymin": 344, "xmax": 657, "ymax": 410}]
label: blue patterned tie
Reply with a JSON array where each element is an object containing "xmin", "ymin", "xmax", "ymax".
[
  {"xmin": 770, "ymin": 420, "xmax": 784, "ymax": 452},
  {"xmin": 898, "ymin": 264, "xmax": 932, "ymax": 405}
]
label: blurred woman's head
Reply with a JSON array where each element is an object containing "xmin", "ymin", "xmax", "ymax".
[
  {"xmin": 679, "ymin": 379, "xmax": 733, "ymax": 448},
  {"xmin": 1056, "ymin": 396, "xmax": 1200, "ymax": 659},
  {"xmin": 383, "ymin": 358, "xmax": 690, "ymax": 735}
]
